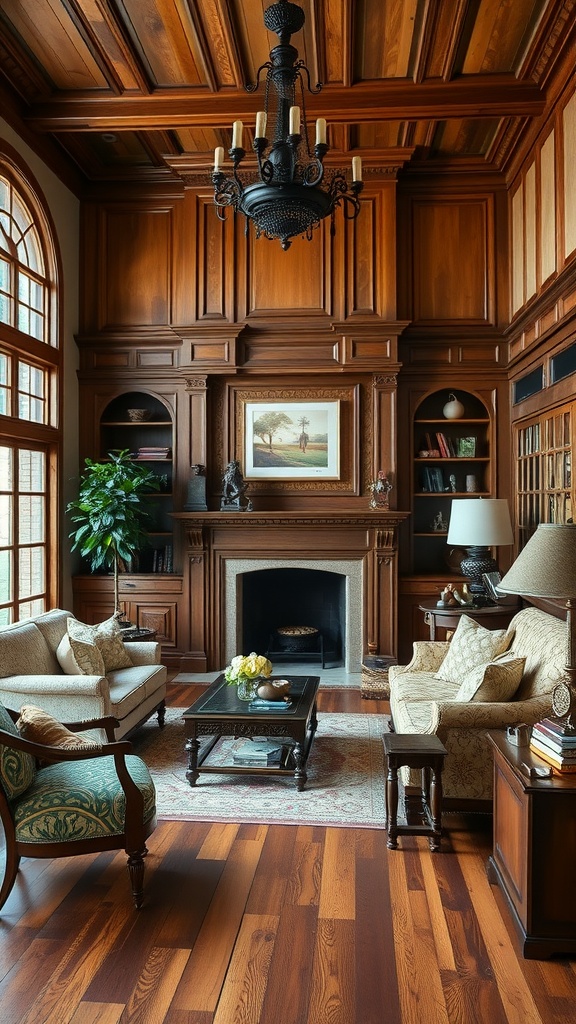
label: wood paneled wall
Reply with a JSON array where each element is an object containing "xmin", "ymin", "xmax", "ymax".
[
  {"xmin": 509, "ymin": 81, "xmax": 576, "ymax": 353},
  {"xmin": 77, "ymin": 164, "xmax": 515, "ymax": 663}
]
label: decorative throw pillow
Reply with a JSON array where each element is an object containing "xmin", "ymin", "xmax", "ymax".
[
  {"xmin": 454, "ymin": 653, "xmax": 526, "ymax": 702},
  {"xmin": 56, "ymin": 633, "xmax": 81, "ymax": 674},
  {"xmin": 17, "ymin": 705, "xmax": 99, "ymax": 749},
  {"xmin": 434, "ymin": 614, "xmax": 511, "ymax": 685},
  {"xmin": 0, "ymin": 703, "xmax": 36, "ymax": 799},
  {"xmin": 67, "ymin": 616, "xmax": 133, "ymax": 674},
  {"xmin": 65, "ymin": 622, "xmax": 105, "ymax": 676}
]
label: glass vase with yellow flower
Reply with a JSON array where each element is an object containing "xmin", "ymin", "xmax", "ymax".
[{"xmin": 224, "ymin": 652, "xmax": 273, "ymax": 700}]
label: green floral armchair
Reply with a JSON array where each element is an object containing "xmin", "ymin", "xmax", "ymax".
[{"xmin": 0, "ymin": 704, "xmax": 156, "ymax": 910}]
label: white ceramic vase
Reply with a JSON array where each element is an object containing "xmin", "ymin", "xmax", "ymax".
[{"xmin": 443, "ymin": 393, "xmax": 465, "ymax": 419}]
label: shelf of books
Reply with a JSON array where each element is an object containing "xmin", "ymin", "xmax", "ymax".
[
  {"xmin": 515, "ymin": 402, "xmax": 574, "ymax": 552},
  {"xmin": 410, "ymin": 390, "xmax": 493, "ymax": 574}
]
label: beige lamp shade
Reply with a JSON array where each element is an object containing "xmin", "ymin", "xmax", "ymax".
[
  {"xmin": 498, "ymin": 523, "xmax": 576, "ymax": 598},
  {"xmin": 447, "ymin": 498, "xmax": 514, "ymax": 547}
]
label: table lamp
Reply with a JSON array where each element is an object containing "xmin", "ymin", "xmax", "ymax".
[
  {"xmin": 498, "ymin": 522, "xmax": 576, "ymax": 731},
  {"xmin": 447, "ymin": 498, "xmax": 514, "ymax": 597}
]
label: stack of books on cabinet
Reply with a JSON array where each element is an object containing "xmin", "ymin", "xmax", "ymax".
[
  {"xmin": 134, "ymin": 446, "xmax": 172, "ymax": 460},
  {"xmin": 530, "ymin": 719, "xmax": 576, "ymax": 773}
]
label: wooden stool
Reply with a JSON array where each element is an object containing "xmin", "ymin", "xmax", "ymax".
[{"xmin": 382, "ymin": 733, "xmax": 447, "ymax": 852}]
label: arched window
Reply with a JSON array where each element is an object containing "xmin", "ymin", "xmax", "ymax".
[{"xmin": 0, "ymin": 157, "xmax": 60, "ymax": 624}]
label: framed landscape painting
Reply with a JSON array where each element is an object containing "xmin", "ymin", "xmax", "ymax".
[{"xmin": 244, "ymin": 400, "xmax": 340, "ymax": 479}]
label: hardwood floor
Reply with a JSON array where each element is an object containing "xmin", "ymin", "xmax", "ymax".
[{"xmin": 1, "ymin": 683, "xmax": 575, "ymax": 1024}]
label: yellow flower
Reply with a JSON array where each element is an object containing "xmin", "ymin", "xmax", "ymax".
[{"xmin": 224, "ymin": 652, "xmax": 272, "ymax": 683}]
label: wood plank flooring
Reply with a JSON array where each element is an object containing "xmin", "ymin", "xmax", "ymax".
[{"xmin": 0, "ymin": 684, "xmax": 575, "ymax": 1024}]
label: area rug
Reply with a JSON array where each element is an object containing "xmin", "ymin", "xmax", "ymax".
[{"xmin": 131, "ymin": 708, "xmax": 389, "ymax": 829}]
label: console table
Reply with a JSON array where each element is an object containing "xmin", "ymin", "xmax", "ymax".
[
  {"xmin": 419, "ymin": 601, "xmax": 519, "ymax": 641},
  {"xmin": 486, "ymin": 730, "xmax": 576, "ymax": 959}
]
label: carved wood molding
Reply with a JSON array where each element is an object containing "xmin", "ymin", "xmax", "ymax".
[{"xmin": 175, "ymin": 511, "xmax": 409, "ymax": 530}]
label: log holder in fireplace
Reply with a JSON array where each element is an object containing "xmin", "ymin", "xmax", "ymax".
[{"xmin": 265, "ymin": 626, "xmax": 327, "ymax": 669}]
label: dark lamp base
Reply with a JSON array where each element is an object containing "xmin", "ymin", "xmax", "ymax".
[{"xmin": 460, "ymin": 546, "xmax": 498, "ymax": 594}]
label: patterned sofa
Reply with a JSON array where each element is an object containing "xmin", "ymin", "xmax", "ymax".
[
  {"xmin": 0, "ymin": 609, "xmax": 166, "ymax": 741},
  {"xmin": 388, "ymin": 606, "xmax": 567, "ymax": 806}
]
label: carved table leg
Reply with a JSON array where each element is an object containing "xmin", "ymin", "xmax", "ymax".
[
  {"xmin": 429, "ymin": 765, "xmax": 443, "ymax": 852},
  {"xmin": 293, "ymin": 742, "xmax": 307, "ymax": 791},
  {"xmin": 185, "ymin": 734, "xmax": 200, "ymax": 786},
  {"xmin": 386, "ymin": 759, "xmax": 399, "ymax": 849}
]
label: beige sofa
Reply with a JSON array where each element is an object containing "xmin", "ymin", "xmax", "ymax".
[
  {"xmin": 389, "ymin": 606, "xmax": 567, "ymax": 806},
  {"xmin": 0, "ymin": 609, "xmax": 166, "ymax": 740}
]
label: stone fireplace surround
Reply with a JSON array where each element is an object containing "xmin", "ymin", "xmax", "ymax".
[
  {"xmin": 173, "ymin": 510, "xmax": 409, "ymax": 673},
  {"xmin": 226, "ymin": 559, "xmax": 362, "ymax": 672}
]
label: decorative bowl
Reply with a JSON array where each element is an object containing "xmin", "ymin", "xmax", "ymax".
[
  {"xmin": 257, "ymin": 679, "xmax": 291, "ymax": 701},
  {"xmin": 127, "ymin": 408, "xmax": 151, "ymax": 422}
]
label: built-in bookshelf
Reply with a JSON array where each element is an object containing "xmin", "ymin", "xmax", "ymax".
[
  {"xmin": 515, "ymin": 401, "xmax": 574, "ymax": 550},
  {"xmin": 99, "ymin": 391, "xmax": 175, "ymax": 574},
  {"xmin": 411, "ymin": 390, "xmax": 493, "ymax": 574}
]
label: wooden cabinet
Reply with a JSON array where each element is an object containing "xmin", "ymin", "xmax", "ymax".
[
  {"xmin": 72, "ymin": 574, "xmax": 183, "ymax": 651},
  {"xmin": 409, "ymin": 389, "xmax": 495, "ymax": 575},
  {"xmin": 487, "ymin": 730, "xmax": 576, "ymax": 959},
  {"xmin": 514, "ymin": 401, "xmax": 575, "ymax": 551}
]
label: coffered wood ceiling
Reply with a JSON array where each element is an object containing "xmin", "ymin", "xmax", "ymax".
[{"xmin": 0, "ymin": 0, "xmax": 573, "ymax": 190}]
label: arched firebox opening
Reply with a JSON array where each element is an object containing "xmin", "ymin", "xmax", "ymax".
[
  {"xmin": 241, "ymin": 567, "xmax": 346, "ymax": 668},
  {"xmin": 223, "ymin": 556, "xmax": 364, "ymax": 676}
]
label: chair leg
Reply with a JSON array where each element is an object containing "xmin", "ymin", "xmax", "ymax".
[
  {"xmin": 0, "ymin": 847, "xmax": 21, "ymax": 912},
  {"xmin": 157, "ymin": 701, "xmax": 166, "ymax": 728},
  {"xmin": 127, "ymin": 849, "xmax": 146, "ymax": 909}
]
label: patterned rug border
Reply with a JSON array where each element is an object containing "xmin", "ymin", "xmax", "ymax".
[{"xmin": 132, "ymin": 708, "xmax": 390, "ymax": 829}]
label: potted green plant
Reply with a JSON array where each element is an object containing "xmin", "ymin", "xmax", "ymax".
[{"xmin": 66, "ymin": 449, "xmax": 161, "ymax": 616}]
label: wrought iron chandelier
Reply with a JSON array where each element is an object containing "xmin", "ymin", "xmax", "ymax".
[{"xmin": 211, "ymin": 0, "xmax": 363, "ymax": 250}]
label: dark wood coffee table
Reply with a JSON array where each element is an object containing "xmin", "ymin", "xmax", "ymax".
[{"xmin": 182, "ymin": 674, "xmax": 320, "ymax": 791}]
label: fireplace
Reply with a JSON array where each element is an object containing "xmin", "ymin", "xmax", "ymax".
[
  {"xmin": 226, "ymin": 561, "xmax": 363, "ymax": 671},
  {"xmin": 174, "ymin": 510, "xmax": 409, "ymax": 673},
  {"xmin": 241, "ymin": 566, "xmax": 347, "ymax": 667}
]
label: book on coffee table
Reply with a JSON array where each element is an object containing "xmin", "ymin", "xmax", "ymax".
[
  {"xmin": 248, "ymin": 698, "xmax": 293, "ymax": 711},
  {"xmin": 232, "ymin": 739, "xmax": 284, "ymax": 766}
]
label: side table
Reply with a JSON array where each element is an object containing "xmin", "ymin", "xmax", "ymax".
[
  {"xmin": 419, "ymin": 601, "xmax": 519, "ymax": 641},
  {"xmin": 382, "ymin": 732, "xmax": 447, "ymax": 852},
  {"xmin": 486, "ymin": 730, "xmax": 576, "ymax": 959},
  {"xmin": 121, "ymin": 627, "xmax": 157, "ymax": 642}
]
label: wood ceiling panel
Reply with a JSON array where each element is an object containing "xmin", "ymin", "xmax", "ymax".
[
  {"xmin": 2, "ymin": 0, "xmax": 108, "ymax": 89},
  {"xmin": 462, "ymin": 0, "xmax": 545, "ymax": 73},
  {"xmin": 355, "ymin": 0, "xmax": 420, "ymax": 80},
  {"xmin": 0, "ymin": 0, "xmax": 572, "ymax": 182},
  {"xmin": 432, "ymin": 117, "xmax": 501, "ymax": 156},
  {"xmin": 354, "ymin": 121, "xmax": 405, "ymax": 149},
  {"xmin": 119, "ymin": 0, "xmax": 206, "ymax": 86},
  {"xmin": 194, "ymin": 0, "xmax": 244, "ymax": 87},
  {"xmin": 72, "ymin": 0, "xmax": 144, "ymax": 91},
  {"xmin": 175, "ymin": 126, "xmax": 226, "ymax": 153},
  {"xmin": 314, "ymin": 0, "xmax": 350, "ymax": 86}
]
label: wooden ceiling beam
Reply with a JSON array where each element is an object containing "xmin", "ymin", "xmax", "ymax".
[{"xmin": 23, "ymin": 75, "xmax": 545, "ymax": 132}]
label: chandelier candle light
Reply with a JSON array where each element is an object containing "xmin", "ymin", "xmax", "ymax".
[{"xmin": 212, "ymin": 0, "xmax": 363, "ymax": 250}]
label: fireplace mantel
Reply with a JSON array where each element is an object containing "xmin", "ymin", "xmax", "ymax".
[{"xmin": 173, "ymin": 509, "xmax": 409, "ymax": 672}]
